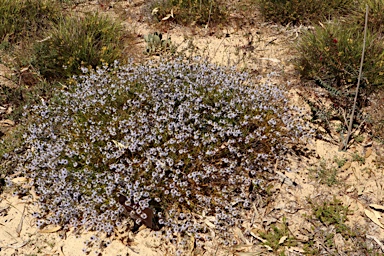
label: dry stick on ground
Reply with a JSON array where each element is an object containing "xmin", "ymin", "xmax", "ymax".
[{"xmin": 341, "ymin": 5, "xmax": 369, "ymax": 151}]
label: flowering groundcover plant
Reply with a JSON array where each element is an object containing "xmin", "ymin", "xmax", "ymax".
[{"xmin": 6, "ymin": 57, "xmax": 312, "ymax": 251}]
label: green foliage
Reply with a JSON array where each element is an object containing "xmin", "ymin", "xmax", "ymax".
[
  {"xmin": 0, "ymin": 124, "xmax": 25, "ymax": 192},
  {"xmin": 309, "ymin": 158, "xmax": 339, "ymax": 186},
  {"xmin": 295, "ymin": 21, "xmax": 384, "ymax": 137},
  {"xmin": 302, "ymin": 197, "xmax": 381, "ymax": 255},
  {"xmin": 334, "ymin": 156, "xmax": 347, "ymax": 168},
  {"xmin": 149, "ymin": 0, "xmax": 226, "ymax": 25},
  {"xmin": 33, "ymin": 13, "xmax": 128, "ymax": 81},
  {"xmin": 258, "ymin": 0, "xmax": 355, "ymax": 25},
  {"xmin": 0, "ymin": 0, "xmax": 61, "ymax": 45},
  {"xmin": 143, "ymin": 32, "xmax": 174, "ymax": 55},
  {"xmin": 348, "ymin": 0, "xmax": 384, "ymax": 34},
  {"xmin": 296, "ymin": 22, "xmax": 384, "ymax": 96},
  {"xmin": 311, "ymin": 198, "xmax": 351, "ymax": 234},
  {"xmin": 259, "ymin": 216, "xmax": 296, "ymax": 252}
]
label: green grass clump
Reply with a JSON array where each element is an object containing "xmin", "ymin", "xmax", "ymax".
[
  {"xmin": 149, "ymin": 0, "xmax": 226, "ymax": 25},
  {"xmin": 33, "ymin": 13, "xmax": 128, "ymax": 81},
  {"xmin": 258, "ymin": 0, "xmax": 355, "ymax": 25},
  {"xmin": 0, "ymin": 0, "xmax": 61, "ymax": 45},
  {"xmin": 303, "ymin": 197, "xmax": 380, "ymax": 255}
]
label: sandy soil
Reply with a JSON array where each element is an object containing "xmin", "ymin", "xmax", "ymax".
[{"xmin": 1, "ymin": 1, "xmax": 384, "ymax": 255}]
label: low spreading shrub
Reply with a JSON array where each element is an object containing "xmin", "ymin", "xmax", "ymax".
[
  {"xmin": 6, "ymin": 57, "xmax": 311, "ymax": 252},
  {"xmin": 33, "ymin": 13, "xmax": 128, "ymax": 81},
  {"xmin": 258, "ymin": 0, "xmax": 355, "ymax": 25},
  {"xmin": 0, "ymin": 0, "xmax": 61, "ymax": 45},
  {"xmin": 149, "ymin": 0, "xmax": 226, "ymax": 25}
]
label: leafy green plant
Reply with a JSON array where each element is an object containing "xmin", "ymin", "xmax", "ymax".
[
  {"xmin": 32, "ymin": 12, "xmax": 129, "ymax": 81},
  {"xmin": 0, "ymin": 0, "xmax": 61, "ymax": 45},
  {"xmin": 149, "ymin": 0, "xmax": 226, "ymax": 26},
  {"xmin": 258, "ymin": 0, "xmax": 355, "ymax": 25},
  {"xmin": 296, "ymin": 21, "xmax": 384, "ymax": 98},
  {"xmin": 143, "ymin": 32, "xmax": 174, "ymax": 55},
  {"xmin": 302, "ymin": 197, "xmax": 379, "ymax": 255}
]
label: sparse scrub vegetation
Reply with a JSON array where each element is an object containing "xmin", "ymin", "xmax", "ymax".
[
  {"xmin": 258, "ymin": 0, "xmax": 355, "ymax": 25},
  {"xmin": 305, "ymin": 197, "xmax": 381, "ymax": 255},
  {"xmin": 258, "ymin": 216, "xmax": 296, "ymax": 252},
  {"xmin": 1, "ymin": 0, "xmax": 384, "ymax": 254}
]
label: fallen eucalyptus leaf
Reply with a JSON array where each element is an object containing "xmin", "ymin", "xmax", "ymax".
[
  {"xmin": 372, "ymin": 209, "xmax": 382, "ymax": 219},
  {"xmin": 341, "ymin": 162, "xmax": 351, "ymax": 171},
  {"xmin": 162, "ymin": 8, "xmax": 174, "ymax": 21},
  {"xmin": 11, "ymin": 177, "xmax": 28, "ymax": 184},
  {"xmin": 365, "ymin": 148, "xmax": 373, "ymax": 158},
  {"xmin": 250, "ymin": 229, "xmax": 267, "ymax": 243},
  {"xmin": 370, "ymin": 204, "xmax": 384, "ymax": 211},
  {"xmin": 38, "ymin": 226, "xmax": 62, "ymax": 233},
  {"xmin": 278, "ymin": 235, "xmax": 288, "ymax": 245},
  {"xmin": 365, "ymin": 209, "xmax": 384, "ymax": 228}
]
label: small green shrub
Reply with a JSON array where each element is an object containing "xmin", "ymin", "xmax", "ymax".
[
  {"xmin": 0, "ymin": 0, "xmax": 61, "ymax": 44},
  {"xmin": 143, "ymin": 32, "xmax": 174, "ymax": 55},
  {"xmin": 33, "ymin": 13, "xmax": 128, "ymax": 81},
  {"xmin": 149, "ymin": 0, "xmax": 226, "ymax": 25},
  {"xmin": 0, "ymin": 79, "xmax": 62, "ymax": 121},
  {"xmin": 258, "ymin": 0, "xmax": 355, "ymax": 25},
  {"xmin": 309, "ymin": 197, "xmax": 354, "ymax": 235},
  {"xmin": 295, "ymin": 21, "xmax": 384, "ymax": 133}
]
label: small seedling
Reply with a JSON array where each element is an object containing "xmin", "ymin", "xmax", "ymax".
[
  {"xmin": 351, "ymin": 152, "xmax": 365, "ymax": 165},
  {"xmin": 308, "ymin": 158, "xmax": 338, "ymax": 186},
  {"xmin": 259, "ymin": 216, "xmax": 296, "ymax": 252},
  {"xmin": 143, "ymin": 32, "xmax": 173, "ymax": 55},
  {"xmin": 334, "ymin": 156, "xmax": 347, "ymax": 168}
]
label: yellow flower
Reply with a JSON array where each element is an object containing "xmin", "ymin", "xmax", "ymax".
[{"xmin": 338, "ymin": 52, "xmax": 343, "ymax": 56}]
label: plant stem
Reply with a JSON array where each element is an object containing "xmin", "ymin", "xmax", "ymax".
[{"xmin": 341, "ymin": 5, "xmax": 368, "ymax": 151}]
